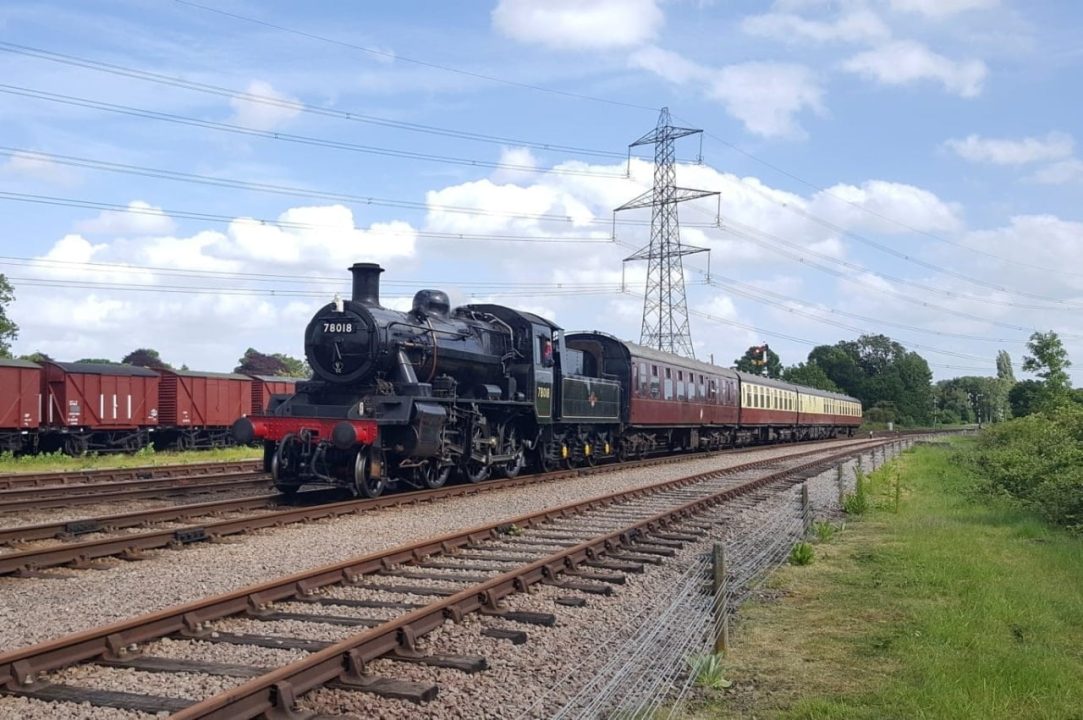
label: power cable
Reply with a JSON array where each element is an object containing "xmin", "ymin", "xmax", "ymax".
[
  {"xmin": 0, "ymin": 41, "xmax": 631, "ymax": 161},
  {"xmin": 0, "ymin": 146, "xmax": 717, "ymax": 229},
  {"xmin": 170, "ymin": 0, "xmax": 660, "ymax": 113},
  {"xmin": 0, "ymin": 191, "xmax": 612, "ymax": 243},
  {"xmin": 168, "ymin": 0, "xmax": 1076, "ymax": 282},
  {"xmin": 0, "ymin": 84, "xmax": 626, "ymax": 180}
]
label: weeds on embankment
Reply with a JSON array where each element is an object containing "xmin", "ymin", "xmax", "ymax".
[
  {"xmin": 0, "ymin": 445, "xmax": 261, "ymax": 474},
  {"xmin": 695, "ymin": 441, "xmax": 1083, "ymax": 720}
]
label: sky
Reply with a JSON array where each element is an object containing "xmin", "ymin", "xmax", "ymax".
[{"xmin": 1, "ymin": 0, "xmax": 1081, "ymax": 383}]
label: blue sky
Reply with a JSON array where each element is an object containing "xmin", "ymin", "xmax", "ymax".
[{"xmin": 1, "ymin": 0, "xmax": 1081, "ymax": 382}]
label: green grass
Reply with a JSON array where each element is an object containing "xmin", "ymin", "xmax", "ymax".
[
  {"xmin": 0, "ymin": 445, "xmax": 261, "ymax": 474},
  {"xmin": 696, "ymin": 441, "xmax": 1083, "ymax": 720}
]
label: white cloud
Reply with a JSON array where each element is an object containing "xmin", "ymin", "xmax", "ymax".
[
  {"xmin": 707, "ymin": 63, "xmax": 825, "ymax": 139},
  {"xmin": 944, "ymin": 132, "xmax": 1075, "ymax": 165},
  {"xmin": 809, "ymin": 180, "xmax": 963, "ymax": 234},
  {"xmin": 630, "ymin": 46, "xmax": 824, "ymax": 138},
  {"xmin": 492, "ymin": 146, "xmax": 540, "ymax": 184},
  {"xmin": 491, "ymin": 0, "xmax": 663, "ymax": 50},
  {"xmin": 1028, "ymin": 159, "xmax": 1083, "ymax": 185},
  {"xmin": 841, "ymin": 40, "xmax": 987, "ymax": 97},
  {"xmin": 228, "ymin": 80, "xmax": 302, "ymax": 131},
  {"xmin": 741, "ymin": 7, "xmax": 890, "ymax": 44},
  {"xmin": 1, "ymin": 151, "xmax": 81, "ymax": 186},
  {"xmin": 890, "ymin": 0, "xmax": 999, "ymax": 19},
  {"xmin": 222, "ymin": 205, "xmax": 416, "ymax": 267},
  {"xmin": 76, "ymin": 201, "xmax": 177, "ymax": 236}
]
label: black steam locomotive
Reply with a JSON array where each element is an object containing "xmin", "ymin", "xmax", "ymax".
[{"xmin": 233, "ymin": 263, "xmax": 621, "ymax": 496}]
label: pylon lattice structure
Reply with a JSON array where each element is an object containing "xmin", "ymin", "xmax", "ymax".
[{"xmin": 616, "ymin": 107, "xmax": 719, "ymax": 358}]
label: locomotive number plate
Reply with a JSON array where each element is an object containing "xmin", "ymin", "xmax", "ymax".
[{"xmin": 323, "ymin": 321, "xmax": 355, "ymax": 333}]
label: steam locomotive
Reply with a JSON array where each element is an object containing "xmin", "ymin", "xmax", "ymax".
[{"xmin": 233, "ymin": 263, "xmax": 862, "ymax": 497}]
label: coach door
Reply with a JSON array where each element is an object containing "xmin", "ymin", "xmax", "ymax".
[{"xmin": 532, "ymin": 324, "xmax": 554, "ymax": 422}]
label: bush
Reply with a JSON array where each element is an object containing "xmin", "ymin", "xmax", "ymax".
[
  {"xmin": 966, "ymin": 404, "xmax": 1083, "ymax": 532},
  {"xmin": 687, "ymin": 653, "xmax": 732, "ymax": 690},
  {"xmin": 813, "ymin": 520, "xmax": 836, "ymax": 542},
  {"xmin": 842, "ymin": 469, "xmax": 869, "ymax": 515},
  {"xmin": 789, "ymin": 541, "xmax": 815, "ymax": 566}
]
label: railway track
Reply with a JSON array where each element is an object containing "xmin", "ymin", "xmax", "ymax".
[
  {"xmin": 0, "ymin": 459, "xmax": 262, "ymax": 490},
  {"xmin": 0, "ymin": 471, "xmax": 272, "ymax": 513},
  {"xmin": 0, "ymin": 438, "xmax": 876, "ymax": 577},
  {"xmin": 0, "ymin": 439, "xmax": 892, "ymax": 718}
]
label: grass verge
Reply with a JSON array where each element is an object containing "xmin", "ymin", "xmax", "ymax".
[
  {"xmin": 693, "ymin": 440, "xmax": 1083, "ymax": 720},
  {"xmin": 0, "ymin": 445, "xmax": 261, "ymax": 474}
]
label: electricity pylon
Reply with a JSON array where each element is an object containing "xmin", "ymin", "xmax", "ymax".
[{"xmin": 616, "ymin": 107, "xmax": 718, "ymax": 358}]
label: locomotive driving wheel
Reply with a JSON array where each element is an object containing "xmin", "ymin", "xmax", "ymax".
[
  {"xmin": 271, "ymin": 434, "xmax": 300, "ymax": 495},
  {"xmin": 421, "ymin": 460, "xmax": 451, "ymax": 489},
  {"xmin": 537, "ymin": 444, "xmax": 558, "ymax": 473},
  {"xmin": 353, "ymin": 448, "xmax": 385, "ymax": 498},
  {"xmin": 497, "ymin": 427, "xmax": 524, "ymax": 479},
  {"xmin": 463, "ymin": 424, "xmax": 491, "ymax": 483}
]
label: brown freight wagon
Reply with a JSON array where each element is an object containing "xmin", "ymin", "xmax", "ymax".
[
  {"xmin": 40, "ymin": 361, "xmax": 159, "ymax": 454},
  {"xmin": 0, "ymin": 358, "xmax": 41, "ymax": 453},
  {"xmin": 245, "ymin": 374, "xmax": 305, "ymax": 415},
  {"xmin": 156, "ymin": 369, "xmax": 253, "ymax": 449}
]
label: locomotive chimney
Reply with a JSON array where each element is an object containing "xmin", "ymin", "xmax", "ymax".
[{"xmin": 349, "ymin": 262, "xmax": 383, "ymax": 307}]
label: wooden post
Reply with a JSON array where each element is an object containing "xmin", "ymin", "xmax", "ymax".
[
  {"xmin": 712, "ymin": 543, "xmax": 729, "ymax": 654},
  {"xmin": 801, "ymin": 484, "xmax": 810, "ymax": 532}
]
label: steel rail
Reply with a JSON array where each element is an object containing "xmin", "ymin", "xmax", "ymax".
[
  {"xmin": 0, "ymin": 439, "xmax": 890, "ymax": 700},
  {"xmin": 0, "ymin": 478, "xmax": 272, "ymax": 514},
  {"xmin": 0, "ymin": 437, "xmax": 855, "ymax": 545},
  {"xmin": 0, "ymin": 459, "xmax": 262, "ymax": 490},
  {"xmin": 0, "ymin": 470, "xmax": 268, "ymax": 503},
  {"xmin": 0, "ymin": 439, "xmax": 878, "ymax": 576},
  {"xmin": 177, "ymin": 449, "xmax": 852, "ymax": 720}
]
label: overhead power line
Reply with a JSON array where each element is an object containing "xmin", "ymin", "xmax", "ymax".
[
  {"xmin": 0, "ymin": 191, "xmax": 612, "ymax": 243},
  {"xmin": 0, "ymin": 41, "xmax": 629, "ymax": 161},
  {"xmin": 170, "ymin": 0, "xmax": 659, "ymax": 113},
  {"xmin": 703, "ymin": 167, "xmax": 1083, "ymax": 302},
  {"xmin": 689, "ymin": 127, "xmax": 1083, "ymax": 281},
  {"xmin": 0, "ymin": 84, "xmax": 626, "ymax": 180},
  {"xmin": 0, "ymin": 146, "xmax": 717, "ymax": 230},
  {"xmin": 170, "ymin": 0, "xmax": 1076, "ymax": 283}
]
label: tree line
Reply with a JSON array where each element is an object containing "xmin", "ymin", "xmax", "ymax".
[{"xmin": 735, "ymin": 330, "xmax": 1077, "ymax": 425}]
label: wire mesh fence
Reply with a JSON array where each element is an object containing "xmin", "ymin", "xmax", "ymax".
[{"xmin": 534, "ymin": 438, "xmax": 914, "ymax": 719}]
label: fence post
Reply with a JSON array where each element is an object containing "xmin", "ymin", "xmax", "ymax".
[
  {"xmin": 836, "ymin": 464, "xmax": 845, "ymax": 506},
  {"xmin": 801, "ymin": 484, "xmax": 810, "ymax": 532},
  {"xmin": 712, "ymin": 543, "xmax": 728, "ymax": 655}
]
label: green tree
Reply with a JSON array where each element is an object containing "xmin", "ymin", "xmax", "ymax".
[
  {"xmin": 805, "ymin": 334, "xmax": 933, "ymax": 425},
  {"xmin": 0, "ymin": 274, "xmax": 18, "ymax": 358},
  {"xmin": 734, "ymin": 344, "xmax": 781, "ymax": 378},
  {"xmin": 996, "ymin": 350, "xmax": 1015, "ymax": 383},
  {"xmin": 18, "ymin": 351, "xmax": 53, "ymax": 363},
  {"xmin": 781, "ymin": 362, "xmax": 840, "ymax": 392},
  {"xmin": 1009, "ymin": 379, "xmax": 1043, "ymax": 418},
  {"xmin": 122, "ymin": 348, "xmax": 171, "ymax": 369},
  {"xmin": 271, "ymin": 353, "xmax": 309, "ymax": 378},
  {"xmin": 235, "ymin": 348, "xmax": 298, "ymax": 376},
  {"xmin": 807, "ymin": 345, "xmax": 864, "ymax": 396},
  {"xmin": 937, "ymin": 376, "xmax": 1007, "ymax": 425},
  {"xmin": 1022, "ymin": 331, "xmax": 1072, "ymax": 410},
  {"xmin": 75, "ymin": 358, "xmax": 117, "ymax": 365}
]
